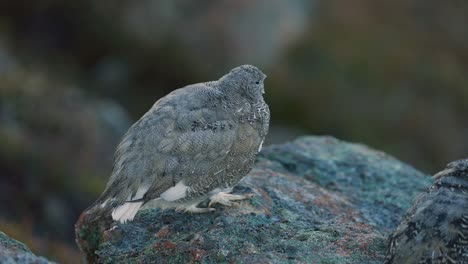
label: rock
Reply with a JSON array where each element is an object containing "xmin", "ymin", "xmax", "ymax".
[
  {"xmin": 0, "ymin": 231, "xmax": 53, "ymax": 264},
  {"xmin": 75, "ymin": 136, "xmax": 431, "ymax": 263}
]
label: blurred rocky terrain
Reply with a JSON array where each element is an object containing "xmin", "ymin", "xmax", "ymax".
[
  {"xmin": 0, "ymin": 61, "xmax": 131, "ymax": 261},
  {"xmin": 271, "ymin": 0, "xmax": 468, "ymax": 172},
  {"xmin": 75, "ymin": 136, "xmax": 431, "ymax": 263},
  {"xmin": 0, "ymin": 0, "xmax": 466, "ymax": 263}
]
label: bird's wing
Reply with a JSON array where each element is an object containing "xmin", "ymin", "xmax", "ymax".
[{"xmin": 142, "ymin": 87, "xmax": 249, "ymax": 201}]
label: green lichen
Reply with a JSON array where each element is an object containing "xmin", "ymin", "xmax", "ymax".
[{"xmin": 78, "ymin": 223, "xmax": 102, "ymax": 258}]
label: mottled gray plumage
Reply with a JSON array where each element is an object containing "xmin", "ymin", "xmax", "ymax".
[
  {"xmin": 87, "ymin": 65, "xmax": 269, "ymax": 223},
  {"xmin": 385, "ymin": 159, "xmax": 468, "ymax": 264}
]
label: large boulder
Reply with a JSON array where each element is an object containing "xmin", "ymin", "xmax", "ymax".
[{"xmin": 75, "ymin": 136, "xmax": 431, "ymax": 263}]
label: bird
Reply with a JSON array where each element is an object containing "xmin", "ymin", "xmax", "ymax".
[
  {"xmin": 385, "ymin": 159, "xmax": 468, "ymax": 264},
  {"xmin": 84, "ymin": 65, "xmax": 269, "ymax": 223}
]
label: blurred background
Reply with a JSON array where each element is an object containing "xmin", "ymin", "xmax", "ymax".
[{"xmin": 1, "ymin": 0, "xmax": 467, "ymax": 262}]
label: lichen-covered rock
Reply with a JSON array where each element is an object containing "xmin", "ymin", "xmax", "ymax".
[
  {"xmin": 0, "ymin": 231, "xmax": 53, "ymax": 264},
  {"xmin": 75, "ymin": 136, "xmax": 431, "ymax": 263}
]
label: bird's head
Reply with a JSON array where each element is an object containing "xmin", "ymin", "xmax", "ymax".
[{"xmin": 219, "ymin": 64, "xmax": 267, "ymax": 101}]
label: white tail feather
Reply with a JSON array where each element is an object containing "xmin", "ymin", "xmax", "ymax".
[{"xmin": 111, "ymin": 202, "xmax": 143, "ymax": 223}]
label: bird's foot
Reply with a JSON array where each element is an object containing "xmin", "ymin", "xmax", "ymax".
[
  {"xmin": 176, "ymin": 204, "xmax": 215, "ymax": 214},
  {"xmin": 208, "ymin": 192, "xmax": 255, "ymax": 207}
]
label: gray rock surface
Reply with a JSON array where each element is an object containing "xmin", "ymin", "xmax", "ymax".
[
  {"xmin": 76, "ymin": 136, "xmax": 431, "ymax": 263},
  {"xmin": 0, "ymin": 231, "xmax": 52, "ymax": 264}
]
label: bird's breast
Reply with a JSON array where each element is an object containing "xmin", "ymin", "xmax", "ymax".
[{"xmin": 236, "ymin": 101, "xmax": 269, "ymax": 129}]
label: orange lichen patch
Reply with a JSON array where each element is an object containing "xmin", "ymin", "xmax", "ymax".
[
  {"xmin": 153, "ymin": 240, "xmax": 178, "ymax": 256},
  {"xmin": 155, "ymin": 225, "xmax": 170, "ymax": 238},
  {"xmin": 260, "ymin": 205, "xmax": 273, "ymax": 217},
  {"xmin": 229, "ymin": 199, "xmax": 272, "ymax": 217},
  {"xmin": 332, "ymin": 212, "xmax": 384, "ymax": 257},
  {"xmin": 162, "ymin": 241, "xmax": 177, "ymax": 250},
  {"xmin": 190, "ymin": 248, "xmax": 204, "ymax": 262},
  {"xmin": 255, "ymin": 187, "xmax": 272, "ymax": 204},
  {"xmin": 312, "ymin": 193, "xmax": 343, "ymax": 214},
  {"xmin": 334, "ymin": 243, "xmax": 352, "ymax": 257}
]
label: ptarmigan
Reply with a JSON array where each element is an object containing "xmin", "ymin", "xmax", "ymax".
[
  {"xmin": 385, "ymin": 159, "xmax": 468, "ymax": 264},
  {"xmin": 84, "ymin": 65, "xmax": 269, "ymax": 223}
]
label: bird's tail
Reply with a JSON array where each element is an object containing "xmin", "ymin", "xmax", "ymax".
[
  {"xmin": 80, "ymin": 197, "xmax": 114, "ymax": 222},
  {"xmin": 110, "ymin": 200, "xmax": 144, "ymax": 223},
  {"xmin": 79, "ymin": 195, "xmax": 144, "ymax": 225}
]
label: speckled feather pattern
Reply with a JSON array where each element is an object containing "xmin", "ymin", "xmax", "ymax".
[
  {"xmin": 385, "ymin": 159, "xmax": 468, "ymax": 264},
  {"xmin": 87, "ymin": 65, "xmax": 269, "ymax": 222}
]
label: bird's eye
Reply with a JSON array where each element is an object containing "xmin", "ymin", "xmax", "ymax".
[{"xmin": 255, "ymin": 81, "xmax": 260, "ymax": 85}]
